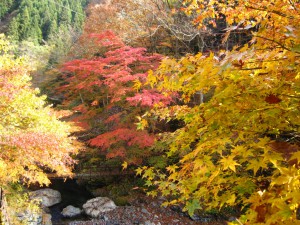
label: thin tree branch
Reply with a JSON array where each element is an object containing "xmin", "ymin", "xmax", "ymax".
[
  {"xmin": 288, "ymin": 0, "xmax": 299, "ymax": 12},
  {"xmin": 245, "ymin": 5, "xmax": 294, "ymax": 19},
  {"xmin": 255, "ymin": 35, "xmax": 298, "ymax": 53}
]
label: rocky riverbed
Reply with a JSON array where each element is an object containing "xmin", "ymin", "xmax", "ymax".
[
  {"xmin": 27, "ymin": 179, "xmax": 229, "ymax": 225},
  {"xmin": 52, "ymin": 195, "xmax": 227, "ymax": 225}
]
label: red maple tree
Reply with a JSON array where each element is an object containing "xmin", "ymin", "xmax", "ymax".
[{"xmin": 60, "ymin": 31, "xmax": 170, "ymax": 164}]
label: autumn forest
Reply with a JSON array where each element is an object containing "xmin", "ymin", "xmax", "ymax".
[{"xmin": 1, "ymin": 0, "xmax": 300, "ymax": 224}]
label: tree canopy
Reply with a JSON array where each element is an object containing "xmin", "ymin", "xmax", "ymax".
[
  {"xmin": 136, "ymin": 0, "xmax": 300, "ymax": 224},
  {"xmin": 2, "ymin": 0, "xmax": 298, "ymax": 224},
  {"xmin": 52, "ymin": 0, "xmax": 300, "ymax": 223},
  {"xmin": 0, "ymin": 35, "xmax": 78, "ymax": 187}
]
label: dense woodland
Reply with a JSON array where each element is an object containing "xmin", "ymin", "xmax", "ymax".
[
  {"xmin": 1, "ymin": 0, "xmax": 87, "ymax": 42},
  {"xmin": 1, "ymin": 0, "xmax": 300, "ymax": 224}
]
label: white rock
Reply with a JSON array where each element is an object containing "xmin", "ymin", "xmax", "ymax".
[
  {"xmin": 62, "ymin": 205, "xmax": 81, "ymax": 217},
  {"xmin": 83, "ymin": 197, "xmax": 116, "ymax": 218},
  {"xmin": 30, "ymin": 188, "xmax": 61, "ymax": 207}
]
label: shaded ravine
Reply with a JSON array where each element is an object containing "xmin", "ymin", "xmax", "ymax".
[{"xmin": 48, "ymin": 179, "xmax": 94, "ymax": 224}]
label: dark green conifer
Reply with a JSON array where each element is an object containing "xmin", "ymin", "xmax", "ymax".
[
  {"xmin": 7, "ymin": 16, "xmax": 20, "ymax": 41},
  {"xmin": 19, "ymin": 6, "xmax": 31, "ymax": 40},
  {"xmin": 59, "ymin": 0, "xmax": 72, "ymax": 27}
]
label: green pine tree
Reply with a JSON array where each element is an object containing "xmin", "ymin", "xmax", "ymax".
[
  {"xmin": 31, "ymin": 15, "xmax": 42, "ymax": 43},
  {"xmin": 18, "ymin": 6, "xmax": 31, "ymax": 40},
  {"xmin": 7, "ymin": 17, "xmax": 20, "ymax": 41},
  {"xmin": 72, "ymin": 1, "xmax": 85, "ymax": 31},
  {"xmin": 59, "ymin": 0, "xmax": 72, "ymax": 27}
]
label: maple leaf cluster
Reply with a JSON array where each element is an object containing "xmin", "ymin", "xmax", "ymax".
[{"xmin": 60, "ymin": 31, "xmax": 170, "ymax": 165}]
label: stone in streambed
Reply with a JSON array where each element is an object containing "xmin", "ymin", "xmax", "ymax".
[
  {"xmin": 83, "ymin": 197, "xmax": 117, "ymax": 218},
  {"xmin": 61, "ymin": 205, "xmax": 82, "ymax": 217},
  {"xmin": 30, "ymin": 188, "xmax": 61, "ymax": 207}
]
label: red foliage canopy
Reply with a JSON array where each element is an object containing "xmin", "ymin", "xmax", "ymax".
[{"xmin": 59, "ymin": 31, "xmax": 170, "ymax": 164}]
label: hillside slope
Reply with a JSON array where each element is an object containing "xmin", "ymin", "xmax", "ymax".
[{"xmin": 0, "ymin": 0, "xmax": 88, "ymax": 44}]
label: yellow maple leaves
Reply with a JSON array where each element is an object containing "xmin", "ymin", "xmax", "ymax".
[
  {"xmin": 138, "ymin": 1, "xmax": 300, "ymax": 224},
  {"xmin": 220, "ymin": 155, "xmax": 240, "ymax": 173}
]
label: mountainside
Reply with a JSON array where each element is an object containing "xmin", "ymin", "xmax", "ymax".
[{"xmin": 0, "ymin": 0, "xmax": 88, "ymax": 44}]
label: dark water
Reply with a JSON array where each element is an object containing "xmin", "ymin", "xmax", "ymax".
[{"xmin": 48, "ymin": 179, "xmax": 94, "ymax": 224}]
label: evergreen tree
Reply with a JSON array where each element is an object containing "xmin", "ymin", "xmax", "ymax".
[
  {"xmin": 19, "ymin": 0, "xmax": 33, "ymax": 10},
  {"xmin": 59, "ymin": 0, "xmax": 72, "ymax": 27},
  {"xmin": 31, "ymin": 14, "xmax": 42, "ymax": 43},
  {"xmin": 7, "ymin": 17, "xmax": 20, "ymax": 41},
  {"xmin": 72, "ymin": 1, "xmax": 85, "ymax": 31},
  {"xmin": 40, "ymin": 10, "xmax": 52, "ymax": 39},
  {"xmin": 48, "ymin": 19, "xmax": 58, "ymax": 37},
  {"xmin": 18, "ymin": 6, "xmax": 31, "ymax": 40}
]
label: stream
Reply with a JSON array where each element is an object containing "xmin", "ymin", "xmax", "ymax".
[{"xmin": 48, "ymin": 179, "xmax": 94, "ymax": 224}]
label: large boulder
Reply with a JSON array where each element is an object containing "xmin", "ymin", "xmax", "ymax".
[
  {"xmin": 30, "ymin": 188, "xmax": 61, "ymax": 207},
  {"xmin": 83, "ymin": 197, "xmax": 116, "ymax": 218},
  {"xmin": 61, "ymin": 205, "xmax": 81, "ymax": 217}
]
